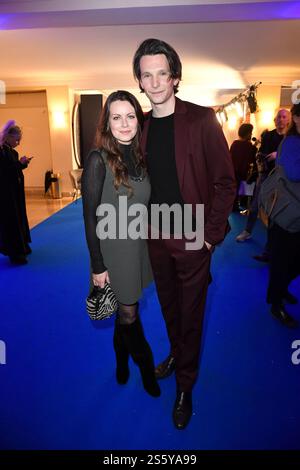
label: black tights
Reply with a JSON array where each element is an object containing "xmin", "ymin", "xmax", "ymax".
[{"xmin": 118, "ymin": 302, "xmax": 138, "ymax": 325}]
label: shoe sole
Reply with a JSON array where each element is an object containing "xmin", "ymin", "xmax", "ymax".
[
  {"xmin": 236, "ymin": 236, "xmax": 251, "ymax": 242},
  {"xmin": 271, "ymin": 311, "xmax": 298, "ymax": 328}
]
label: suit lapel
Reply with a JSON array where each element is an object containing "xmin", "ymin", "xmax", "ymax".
[
  {"xmin": 141, "ymin": 99, "xmax": 188, "ymax": 194},
  {"xmin": 141, "ymin": 113, "xmax": 151, "ymax": 164},
  {"xmin": 174, "ymin": 98, "xmax": 189, "ymax": 193}
]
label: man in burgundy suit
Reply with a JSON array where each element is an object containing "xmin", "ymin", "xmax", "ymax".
[{"xmin": 133, "ymin": 38, "xmax": 236, "ymax": 429}]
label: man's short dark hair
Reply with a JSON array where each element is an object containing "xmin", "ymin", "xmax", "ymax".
[
  {"xmin": 133, "ymin": 38, "xmax": 182, "ymax": 94},
  {"xmin": 238, "ymin": 123, "xmax": 253, "ymax": 140}
]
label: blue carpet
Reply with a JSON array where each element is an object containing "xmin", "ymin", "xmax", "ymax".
[{"xmin": 0, "ymin": 201, "xmax": 299, "ymax": 450}]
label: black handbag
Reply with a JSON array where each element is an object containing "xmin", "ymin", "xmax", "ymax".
[{"xmin": 86, "ymin": 283, "xmax": 118, "ymax": 320}]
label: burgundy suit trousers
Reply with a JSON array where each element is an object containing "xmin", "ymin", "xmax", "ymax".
[{"xmin": 148, "ymin": 236, "xmax": 212, "ymax": 392}]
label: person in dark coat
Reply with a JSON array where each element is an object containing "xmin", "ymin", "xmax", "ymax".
[
  {"xmin": 0, "ymin": 120, "xmax": 32, "ymax": 265},
  {"xmin": 236, "ymin": 109, "xmax": 290, "ymax": 246},
  {"xmin": 230, "ymin": 123, "xmax": 257, "ymax": 210}
]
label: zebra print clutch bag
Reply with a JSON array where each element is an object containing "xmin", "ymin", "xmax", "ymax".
[{"xmin": 86, "ymin": 283, "xmax": 118, "ymax": 320}]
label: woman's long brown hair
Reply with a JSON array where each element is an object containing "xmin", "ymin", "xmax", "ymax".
[{"xmin": 94, "ymin": 90, "xmax": 145, "ymax": 196}]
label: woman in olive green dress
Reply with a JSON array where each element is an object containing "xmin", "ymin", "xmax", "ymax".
[{"xmin": 82, "ymin": 90, "xmax": 160, "ymax": 397}]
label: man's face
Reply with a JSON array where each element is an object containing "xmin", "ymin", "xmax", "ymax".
[
  {"xmin": 274, "ymin": 110, "xmax": 290, "ymax": 132},
  {"xmin": 139, "ymin": 54, "xmax": 178, "ymax": 108},
  {"xmin": 6, "ymin": 132, "xmax": 21, "ymax": 148}
]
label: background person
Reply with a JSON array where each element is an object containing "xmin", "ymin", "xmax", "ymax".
[
  {"xmin": 0, "ymin": 120, "xmax": 32, "ymax": 265},
  {"xmin": 267, "ymin": 103, "xmax": 300, "ymax": 328},
  {"xmin": 229, "ymin": 123, "xmax": 257, "ymax": 211}
]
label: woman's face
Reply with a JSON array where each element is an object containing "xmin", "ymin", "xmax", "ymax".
[
  {"xmin": 108, "ymin": 100, "xmax": 138, "ymax": 145},
  {"xmin": 292, "ymin": 113, "xmax": 300, "ymax": 133},
  {"xmin": 6, "ymin": 132, "xmax": 22, "ymax": 148}
]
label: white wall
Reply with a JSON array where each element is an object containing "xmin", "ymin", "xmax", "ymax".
[{"xmin": 0, "ymin": 88, "xmax": 77, "ymax": 195}]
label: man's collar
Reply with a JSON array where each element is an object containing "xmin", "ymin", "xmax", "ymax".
[
  {"xmin": 175, "ymin": 96, "xmax": 186, "ymax": 113},
  {"xmin": 144, "ymin": 96, "xmax": 186, "ymax": 119}
]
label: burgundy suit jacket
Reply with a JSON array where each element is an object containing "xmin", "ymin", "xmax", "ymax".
[{"xmin": 141, "ymin": 97, "xmax": 236, "ymax": 246}]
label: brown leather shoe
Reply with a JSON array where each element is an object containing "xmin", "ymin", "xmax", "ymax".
[
  {"xmin": 155, "ymin": 354, "xmax": 175, "ymax": 379},
  {"xmin": 173, "ymin": 391, "xmax": 193, "ymax": 430}
]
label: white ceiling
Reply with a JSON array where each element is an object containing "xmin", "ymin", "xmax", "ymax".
[{"xmin": 1, "ymin": 0, "xmax": 300, "ymax": 108}]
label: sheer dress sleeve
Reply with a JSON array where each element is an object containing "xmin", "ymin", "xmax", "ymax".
[{"xmin": 82, "ymin": 150, "xmax": 107, "ymax": 274}]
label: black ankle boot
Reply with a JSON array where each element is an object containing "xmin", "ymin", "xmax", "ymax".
[
  {"xmin": 113, "ymin": 317, "xmax": 130, "ymax": 385},
  {"xmin": 122, "ymin": 316, "xmax": 161, "ymax": 397}
]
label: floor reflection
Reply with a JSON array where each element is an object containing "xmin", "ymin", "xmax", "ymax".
[{"xmin": 25, "ymin": 191, "xmax": 75, "ymax": 228}]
